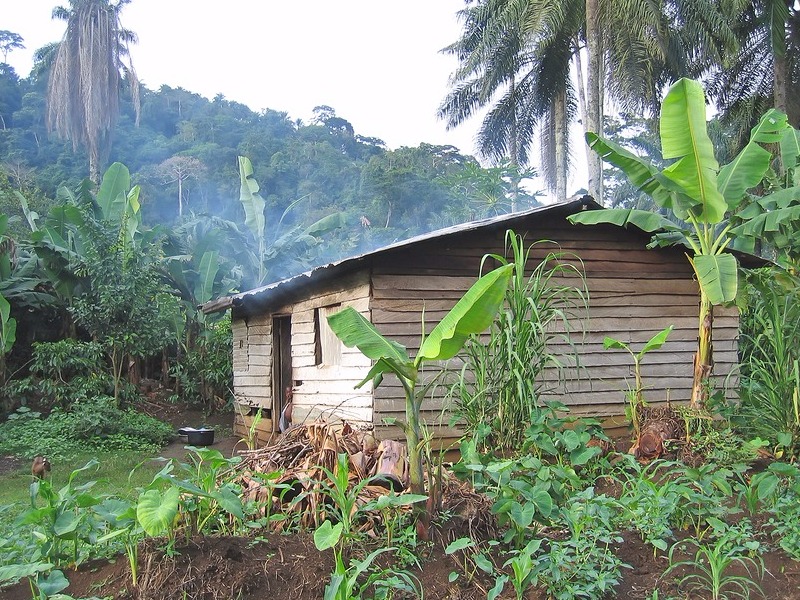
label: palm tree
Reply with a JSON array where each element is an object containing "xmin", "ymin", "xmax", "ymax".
[
  {"xmin": 46, "ymin": 0, "xmax": 139, "ymax": 183},
  {"xmin": 439, "ymin": 0, "xmax": 580, "ymax": 201},
  {"xmin": 703, "ymin": 0, "xmax": 800, "ymax": 146},
  {"xmin": 441, "ymin": 0, "xmax": 735, "ymax": 202}
]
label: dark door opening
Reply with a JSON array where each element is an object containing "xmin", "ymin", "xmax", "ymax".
[{"xmin": 272, "ymin": 315, "xmax": 292, "ymax": 433}]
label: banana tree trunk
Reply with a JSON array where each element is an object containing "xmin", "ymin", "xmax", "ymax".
[
  {"xmin": 406, "ymin": 388, "xmax": 429, "ymax": 539},
  {"xmin": 690, "ymin": 293, "xmax": 714, "ymax": 409}
]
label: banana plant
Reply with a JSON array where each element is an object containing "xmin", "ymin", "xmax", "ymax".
[
  {"xmin": 238, "ymin": 156, "xmax": 345, "ymax": 287},
  {"xmin": 569, "ymin": 78, "xmax": 800, "ymax": 408},
  {"xmin": 327, "ymin": 263, "xmax": 513, "ymax": 531}
]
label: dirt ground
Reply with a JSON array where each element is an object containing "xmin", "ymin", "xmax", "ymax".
[
  {"xmin": 2, "ymin": 406, "xmax": 800, "ymax": 599},
  {"xmin": 2, "ymin": 513, "xmax": 799, "ymax": 599}
]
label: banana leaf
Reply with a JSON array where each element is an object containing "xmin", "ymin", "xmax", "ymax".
[
  {"xmin": 97, "ymin": 162, "xmax": 131, "ymax": 223},
  {"xmin": 718, "ymin": 109, "xmax": 787, "ymax": 209},
  {"xmin": 689, "ymin": 253, "xmax": 739, "ymax": 305},
  {"xmin": 194, "ymin": 250, "xmax": 220, "ymax": 305},
  {"xmin": 416, "ymin": 264, "xmax": 512, "ymax": 364},
  {"xmin": 237, "ymin": 156, "xmax": 266, "ymax": 242},
  {"xmin": 568, "ymin": 207, "xmax": 679, "ymax": 233},
  {"xmin": 659, "ymin": 79, "xmax": 726, "ymax": 223},
  {"xmin": 327, "ymin": 306, "xmax": 409, "ymax": 364}
]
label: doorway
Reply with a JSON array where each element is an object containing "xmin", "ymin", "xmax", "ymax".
[{"xmin": 272, "ymin": 315, "xmax": 292, "ymax": 433}]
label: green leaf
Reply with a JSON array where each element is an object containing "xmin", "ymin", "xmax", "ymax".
[
  {"xmin": 238, "ymin": 156, "xmax": 266, "ymax": 242},
  {"xmin": 780, "ymin": 125, "xmax": 800, "ymax": 172},
  {"xmin": 0, "ymin": 562, "xmax": 53, "ymax": 583},
  {"xmin": 97, "ymin": 162, "xmax": 131, "ymax": 222},
  {"xmin": 528, "ymin": 488, "xmax": 553, "ymax": 517},
  {"xmin": 568, "ymin": 208, "xmax": 679, "ymax": 234},
  {"xmin": 136, "ymin": 487, "xmax": 179, "ymax": 536},
  {"xmin": 448, "ymin": 571, "xmax": 459, "ymax": 583},
  {"xmin": 35, "ymin": 569, "xmax": 69, "ymax": 596},
  {"xmin": 585, "ymin": 133, "xmax": 690, "ymax": 212},
  {"xmin": 53, "ymin": 511, "xmax": 79, "ymax": 537},
  {"xmin": 445, "ymin": 537, "xmax": 475, "ymax": 554},
  {"xmin": 488, "ymin": 575, "xmax": 508, "ymax": 600},
  {"xmin": 194, "ymin": 251, "xmax": 220, "ymax": 305},
  {"xmin": 603, "ymin": 336, "xmax": 629, "ymax": 351},
  {"xmin": 570, "ymin": 445, "xmax": 601, "ymax": 466},
  {"xmin": 303, "ymin": 212, "xmax": 346, "ymax": 237},
  {"xmin": 689, "ymin": 253, "xmax": 738, "ymax": 304},
  {"xmin": 416, "ymin": 264, "xmax": 512, "ymax": 364},
  {"xmin": 719, "ymin": 110, "xmax": 788, "ymax": 208},
  {"xmin": 214, "ymin": 486, "xmax": 244, "ymax": 521},
  {"xmin": 474, "ymin": 552, "xmax": 494, "ymax": 573},
  {"xmin": 313, "ymin": 520, "xmax": 343, "ymax": 551},
  {"xmin": 660, "ymin": 78, "xmax": 725, "ymax": 223},
  {"xmin": 638, "ymin": 325, "xmax": 674, "ymax": 358},
  {"xmin": 327, "ymin": 307, "xmax": 411, "ymax": 372},
  {"xmin": 509, "ymin": 501, "xmax": 535, "ymax": 529}
]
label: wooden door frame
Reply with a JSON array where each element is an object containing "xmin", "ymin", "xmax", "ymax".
[{"xmin": 271, "ymin": 314, "xmax": 292, "ymax": 434}]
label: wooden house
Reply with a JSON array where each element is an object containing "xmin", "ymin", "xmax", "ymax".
[{"xmin": 203, "ymin": 197, "xmax": 749, "ymax": 444}]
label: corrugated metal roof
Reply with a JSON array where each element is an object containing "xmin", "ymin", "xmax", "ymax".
[{"xmin": 201, "ymin": 196, "xmax": 600, "ymax": 314}]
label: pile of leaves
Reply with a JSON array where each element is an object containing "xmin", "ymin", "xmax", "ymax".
[{"xmin": 233, "ymin": 421, "xmax": 492, "ymax": 537}]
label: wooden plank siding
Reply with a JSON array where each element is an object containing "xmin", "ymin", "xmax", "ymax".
[
  {"xmin": 231, "ymin": 314, "xmax": 273, "ymax": 413},
  {"xmin": 227, "ymin": 204, "xmax": 747, "ymax": 444},
  {"xmin": 369, "ymin": 221, "xmax": 740, "ymax": 429},
  {"xmin": 289, "ymin": 278, "xmax": 374, "ymax": 426}
]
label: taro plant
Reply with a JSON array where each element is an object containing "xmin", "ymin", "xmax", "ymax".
[
  {"xmin": 603, "ymin": 326, "xmax": 673, "ymax": 439},
  {"xmin": 327, "ymin": 261, "xmax": 512, "ymax": 533},
  {"xmin": 534, "ymin": 488, "xmax": 627, "ymax": 600},
  {"xmin": 95, "ymin": 497, "xmax": 145, "ymax": 588},
  {"xmin": 615, "ymin": 457, "xmax": 691, "ymax": 554},
  {"xmin": 361, "ymin": 490, "xmax": 427, "ymax": 548},
  {"xmin": 154, "ymin": 447, "xmax": 245, "ymax": 537},
  {"xmin": 0, "ymin": 562, "xmax": 70, "ymax": 600},
  {"xmin": 569, "ymin": 78, "xmax": 800, "ymax": 409},
  {"xmin": 15, "ymin": 460, "xmax": 105, "ymax": 568},
  {"xmin": 313, "ymin": 519, "xmax": 420, "ymax": 600},
  {"xmin": 764, "ymin": 462, "xmax": 800, "ymax": 559}
]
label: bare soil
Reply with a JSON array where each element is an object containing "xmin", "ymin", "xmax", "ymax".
[
  {"xmin": 2, "ymin": 519, "xmax": 799, "ymax": 599},
  {"xmin": 2, "ymin": 405, "xmax": 800, "ymax": 599}
]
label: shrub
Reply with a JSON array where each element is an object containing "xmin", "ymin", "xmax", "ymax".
[
  {"xmin": 170, "ymin": 316, "xmax": 233, "ymax": 409},
  {"xmin": 0, "ymin": 401, "xmax": 173, "ymax": 460},
  {"xmin": 7, "ymin": 339, "xmax": 112, "ymax": 410}
]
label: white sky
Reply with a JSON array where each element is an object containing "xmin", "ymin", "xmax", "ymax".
[
  {"xmin": 2, "ymin": 0, "xmax": 588, "ymax": 197},
  {"xmin": 3, "ymin": 1, "xmax": 483, "ymax": 152}
]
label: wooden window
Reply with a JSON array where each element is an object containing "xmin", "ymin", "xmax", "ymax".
[{"xmin": 315, "ymin": 304, "xmax": 342, "ymax": 366}]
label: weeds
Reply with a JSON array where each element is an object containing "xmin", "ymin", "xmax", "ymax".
[{"xmin": 665, "ymin": 531, "xmax": 764, "ymax": 599}]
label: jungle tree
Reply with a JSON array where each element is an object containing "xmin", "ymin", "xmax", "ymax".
[{"xmin": 46, "ymin": 0, "xmax": 139, "ymax": 183}]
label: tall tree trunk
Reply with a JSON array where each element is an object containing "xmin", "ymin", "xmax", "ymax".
[
  {"xmin": 690, "ymin": 293, "xmax": 714, "ymax": 409},
  {"xmin": 509, "ymin": 75, "xmax": 520, "ymax": 211},
  {"xmin": 585, "ymin": 0, "xmax": 604, "ymax": 202},
  {"xmin": 178, "ymin": 176, "xmax": 184, "ymax": 217},
  {"xmin": 554, "ymin": 89, "xmax": 568, "ymax": 200},
  {"xmin": 774, "ymin": 15, "xmax": 788, "ymax": 118},
  {"xmin": 574, "ymin": 40, "xmax": 588, "ymax": 125}
]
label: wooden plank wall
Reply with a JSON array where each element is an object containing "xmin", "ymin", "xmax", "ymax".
[
  {"xmin": 290, "ymin": 276, "xmax": 374, "ymax": 426},
  {"xmin": 370, "ymin": 220, "xmax": 740, "ymax": 431},
  {"xmin": 231, "ymin": 314, "xmax": 273, "ymax": 413},
  {"xmin": 231, "ymin": 270, "xmax": 375, "ymax": 437}
]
